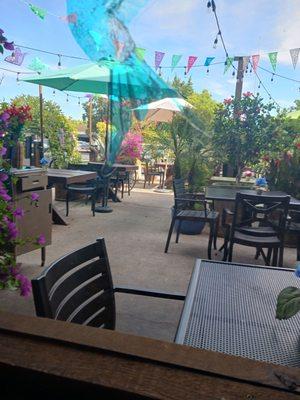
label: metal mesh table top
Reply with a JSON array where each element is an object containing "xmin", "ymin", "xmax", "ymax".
[{"xmin": 176, "ymin": 260, "xmax": 300, "ymax": 367}]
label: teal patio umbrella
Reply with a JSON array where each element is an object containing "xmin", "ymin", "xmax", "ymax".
[{"xmin": 22, "ymin": 59, "xmax": 178, "ymax": 164}]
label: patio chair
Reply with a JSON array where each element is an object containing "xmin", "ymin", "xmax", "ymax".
[
  {"xmin": 66, "ymin": 164, "xmax": 98, "ymax": 217},
  {"xmin": 142, "ymin": 162, "xmax": 164, "ymax": 188},
  {"xmin": 224, "ymin": 192, "xmax": 290, "ymax": 267},
  {"xmin": 286, "ymin": 209, "xmax": 300, "ymax": 261},
  {"xmin": 164, "ymin": 178, "xmax": 219, "ymax": 259},
  {"xmin": 31, "ymin": 238, "xmax": 185, "ymax": 331}
]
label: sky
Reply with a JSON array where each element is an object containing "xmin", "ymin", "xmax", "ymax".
[{"xmin": 0, "ymin": 0, "xmax": 299, "ymax": 119}]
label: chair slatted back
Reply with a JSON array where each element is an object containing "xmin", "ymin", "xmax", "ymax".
[
  {"xmin": 231, "ymin": 192, "xmax": 290, "ymax": 239},
  {"xmin": 173, "ymin": 179, "xmax": 207, "ymax": 213},
  {"xmin": 32, "ymin": 238, "xmax": 116, "ymax": 330}
]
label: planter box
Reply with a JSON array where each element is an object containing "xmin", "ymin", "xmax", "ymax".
[{"xmin": 171, "ymin": 207, "xmax": 205, "ymax": 235}]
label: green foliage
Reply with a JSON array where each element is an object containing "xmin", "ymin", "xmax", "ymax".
[
  {"xmin": 213, "ymin": 93, "xmax": 284, "ymax": 179},
  {"xmin": 82, "ymin": 96, "xmax": 108, "ymax": 132},
  {"xmin": 172, "ymin": 76, "xmax": 194, "ymax": 98},
  {"xmin": 276, "ymin": 286, "xmax": 300, "ymax": 320},
  {"xmin": 10, "ymin": 95, "xmax": 81, "ymax": 168}
]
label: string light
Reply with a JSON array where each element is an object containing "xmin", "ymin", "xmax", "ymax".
[
  {"xmin": 52, "ymin": 89, "xmax": 56, "ymax": 97},
  {"xmin": 16, "ymin": 72, "xmax": 20, "ymax": 84},
  {"xmin": 57, "ymin": 54, "xmax": 62, "ymax": 68},
  {"xmin": 271, "ymin": 73, "xmax": 274, "ymax": 82},
  {"xmin": 66, "ymin": 94, "xmax": 69, "ymax": 102}
]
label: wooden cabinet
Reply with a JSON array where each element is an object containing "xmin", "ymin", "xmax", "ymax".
[{"xmin": 12, "ymin": 168, "xmax": 52, "ymax": 264}]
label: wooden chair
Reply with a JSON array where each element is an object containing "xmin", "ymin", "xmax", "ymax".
[
  {"xmin": 32, "ymin": 238, "xmax": 185, "ymax": 330},
  {"xmin": 142, "ymin": 162, "xmax": 164, "ymax": 188},
  {"xmin": 225, "ymin": 192, "xmax": 290, "ymax": 267},
  {"xmin": 164, "ymin": 179, "xmax": 219, "ymax": 259}
]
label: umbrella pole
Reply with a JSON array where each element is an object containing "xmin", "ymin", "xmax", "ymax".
[{"xmin": 95, "ymin": 70, "xmax": 113, "ymax": 213}]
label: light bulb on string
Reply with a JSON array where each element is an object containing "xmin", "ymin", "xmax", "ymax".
[
  {"xmin": 207, "ymin": 1, "xmax": 212, "ymax": 8},
  {"xmin": 52, "ymin": 90, "xmax": 56, "ymax": 97},
  {"xmin": 184, "ymin": 66, "xmax": 187, "ymax": 76},
  {"xmin": 271, "ymin": 73, "xmax": 274, "ymax": 82},
  {"xmin": 66, "ymin": 94, "xmax": 69, "ymax": 103},
  {"xmin": 16, "ymin": 72, "xmax": 20, "ymax": 85},
  {"xmin": 213, "ymin": 35, "xmax": 218, "ymax": 49},
  {"xmin": 58, "ymin": 54, "xmax": 62, "ymax": 68},
  {"xmin": 158, "ymin": 66, "xmax": 162, "ymax": 77},
  {"xmin": 232, "ymin": 70, "xmax": 236, "ymax": 77},
  {"xmin": 78, "ymin": 97, "xmax": 81, "ymax": 105},
  {"xmin": 206, "ymin": 68, "xmax": 209, "ymax": 74}
]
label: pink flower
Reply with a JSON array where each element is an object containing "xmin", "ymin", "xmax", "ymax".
[
  {"xmin": 243, "ymin": 91, "xmax": 253, "ymax": 97},
  {"xmin": 7, "ymin": 221, "xmax": 18, "ymax": 240},
  {"xmin": 0, "ymin": 146, "xmax": 7, "ymax": 156},
  {"xmin": 15, "ymin": 273, "xmax": 31, "ymax": 297},
  {"xmin": 224, "ymin": 98, "xmax": 233, "ymax": 105},
  {"xmin": 37, "ymin": 234, "xmax": 46, "ymax": 246},
  {"xmin": 0, "ymin": 172, "xmax": 8, "ymax": 182},
  {"xmin": 0, "ymin": 190, "xmax": 11, "ymax": 201},
  {"xmin": 13, "ymin": 207, "xmax": 25, "ymax": 219},
  {"xmin": 30, "ymin": 192, "xmax": 39, "ymax": 202},
  {"xmin": 0, "ymin": 112, "xmax": 10, "ymax": 122}
]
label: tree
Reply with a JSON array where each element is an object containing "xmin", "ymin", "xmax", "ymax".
[
  {"xmin": 11, "ymin": 95, "xmax": 81, "ymax": 168},
  {"xmin": 171, "ymin": 76, "xmax": 193, "ymax": 99},
  {"xmin": 213, "ymin": 93, "xmax": 285, "ymax": 181},
  {"xmin": 82, "ymin": 96, "xmax": 108, "ymax": 133}
]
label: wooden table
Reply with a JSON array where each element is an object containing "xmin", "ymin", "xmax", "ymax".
[
  {"xmin": 175, "ymin": 259, "xmax": 300, "ymax": 367},
  {"xmin": 88, "ymin": 162, "xmax": 138, "ymax": 172},
  {"xmin": 47, "ymin": 169, "xmax": 97, "ymax": 225},
  {"xmin": 205, "ymin": 186, "xmax": 300, "ymax": 208}
]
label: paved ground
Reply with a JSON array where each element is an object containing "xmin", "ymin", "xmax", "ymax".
[{"xmin": 1, "ymin": 183, "xmax": 297, "ymax": 342}]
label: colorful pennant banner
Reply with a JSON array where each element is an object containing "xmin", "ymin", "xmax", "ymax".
[
  {"xmin": 29, "ymin": 3, "xmax": 47, "ymax": 20},
  {"xmin": 289, "ymin": 48, "xmax": 300, "ymax": 69},
  {"xmin": 224, "ymin": 57, "xmax": 234, "ymax": 74},
  {"xmin": 186, "ymin": 56, "xmax": 197, "ymax": 74},
  {"xmin": 155, "ymin": 51, "xmax": 165, "ymax": 70},
  {"xmin": 251, "ymin": 54, "xmax": 260, "ymax": 72},
  {"xmin": 60, "ymin": 13, "xmax": 78, "ymax": 24},
  {"xmin": 135, "ymin": 47, "xmax": 146, "ymax": 61},
  {"xmin": 4, "ymin": 48, "xmax": 26, "ymax": 66},
  {"xmin": 171, "ymin": 54, "xmax": 182, "ymax": 71},
  {"xmin": 268, "ymin": 52, "xmax": 278, "ymax": 72},
  {"xmin": 242, "ymin": 56, "xmax": 250, "ymax": 72},
  {"xmin": 204, "ymin": 57, "xmax": 215, "ymax": 66}
]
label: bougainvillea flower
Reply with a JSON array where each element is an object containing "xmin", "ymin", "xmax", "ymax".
[
  {"xmin": 37, "ymin": 234, "xmax": 46, "ymax": 246},
  {"xmin": 7, "ymin": 221, "xmax": 18, "ymax": 239},
  {"xmin": 0, "ymin": 190, "xmax": 11, "ymax": 201},
  {"xmin": 295, "ymin": 142, "xmax": 300, "ymax": 149},
  {"xmin": 262, "ymin": 155, "xmax": 270, "ymax": 162},
  {"xmin": 13, "ymin": 207, "xmax": 25, "ymax": 219},
  {"xmin": 0, "ymin": 172, "xmax": 8, "ymax": 181},
  {"xmin": 223, "ymin": 98, "xmax": 233, "ymax": 105},
  {"xmin": 15, "ymin": 273, "xmax": 31, "ymax": 297},
  {"xmin": 243, "ymin": 91, "xmax": 253, "ymax": 97},
  {"xmin": 0, "ymin": 112, "xmax": 10, "ymax": 122},
  {"xmin": 0, "ymin": 146, "xmax": 7, "ymax": 156},
  {"xmin": 274, "ymin": 159, "xmax": 281, "ymax": 168},
  {"xmin": 30, "ymin": 192, "xmax": 40, "ymax": 201}
]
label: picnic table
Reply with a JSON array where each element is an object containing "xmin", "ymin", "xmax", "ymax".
[
  {"xmin": 88, "ymin": 161, "xmax": 138, "ymax": 172},
  {"xmin": 175, "ymin": 259, "xmax": 300, "ymax": 367},
  {"xmin": 47, "ymin": 168, "xmax": 97, "ymax": 225}
]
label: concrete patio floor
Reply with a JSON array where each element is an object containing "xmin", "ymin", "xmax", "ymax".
[{"xmin": 0, "ymin": 183, "xmax": 297, "ymax": 342}]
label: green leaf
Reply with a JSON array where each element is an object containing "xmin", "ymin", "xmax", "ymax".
[{"xmin": 276, "ymin": 286, "xmax": 300, "ymax": 320}]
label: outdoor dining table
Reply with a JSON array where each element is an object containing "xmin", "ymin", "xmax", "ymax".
[
  {"xmin": 175, "ymin": 259, "xmax": 300, "ymax": 367},
  {"xmin": 47, "ymin": 168, "xmax": 97, "ymax": 225},
  {"xmin": 205, "ymin": 186, "xmax": 300, "ymax": 209}
]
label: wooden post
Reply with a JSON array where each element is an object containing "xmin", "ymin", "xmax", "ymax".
[
  {"xmin": 88, "ymin": 98, "xmax": 93, "ymax": 161},
  {"xmin": 38, "ymin": 85, "xmax": 44, "ymax": 159},
  {"xmin": 234, "ymin": 56, "xmax": 246, "ymax": 103}
]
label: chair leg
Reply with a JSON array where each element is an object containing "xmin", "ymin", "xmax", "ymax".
[
  {"xmin": 91, "ymin": 192, "xmax": 96, "ymax": 217},
  {"xmin": 278, "ymin": 245, "xmax": 284, "ymax": 268},
  {"xmin": 121, "ymin": 180, "xmax": 124, "ymax": 199},
  {"xmin": 266, "ymin": 248, "xmax": 272, "ymax": 265},
  {"xmin": 127, "ymin": 175, "xmax": 130, "ymax": 196},
  {"xmin": 207, "ymin": 222, "xmax": 214, "ymax": 260},
  {"xmin": 176, "ymin": 220, "xmax": 182, "ymax": 243},
  {"xmin": 228, "ymin": 241, "xmax": 234, "ymax": 262},
  {"xmin": 213, "ymin": 218, "xmax": 219, "ymax": 250},
  {"xmin": 41, "ymin": 247, "xmax": 46, "ymax": 267},
  {"xmin": 66, "ymin": 190, "xmax": 69, "ymax": 216},
  {"xmin": 297, "ymin": 236, "xmax": 300, "ymax": 261},
  {"xmin": 272, "ymin": 247, "xmax": 278, "ymax": 267},
  {"xmin": 143, "ymin": 176, "xmax": 146, "ymax": 188},
  {"xmin": 254, "ymin": 248, "xmax": 260, "ymax": 260},
  {"xmin": 165, "ymin": 217, "xmax": 176, "ymax": 253}
]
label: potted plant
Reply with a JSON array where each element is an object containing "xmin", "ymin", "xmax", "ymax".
[{"xmin": 276, "ymin": 264, "xmax": 300, "ymax": 320}]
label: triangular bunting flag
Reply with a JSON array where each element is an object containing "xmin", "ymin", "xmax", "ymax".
[
  {"xmin": 60, "ymin": 13, "xmax": 78, "ymax": 24},
  {"xmin": 289, "ymin": 48, "xmax": 300, "ymax": 69},
  {"xmin": 252, "ymin": 54, "xmax": 260, "ymax": 72},
  {"xmin": 242, "ymin": 56, "xmax": 250, "ymax": 72},
  {"xmin": 268, "ymin": 52, "xmax": 278, "ymax": 72},
  {"xmin": 135, "ymin": 47, "xmax": 146, "ymax": 61},
  {"xmin": 155, "ymin": 51, "xmax": 165, "ymax": 70},
  {"xmin": 171, "ymin": 55, "xmax": 182, "ymax": 71},
  {"xmin": 4, "ymin": 47, "xmax": 26, "ymax": 66},
  {"xmin": 27, "ymin": 57, "xmax": 47, "ymax": 72},
  {"xmin": 224, "ymin": 57, "xmax": 234, "ymax": 74},
  {"xmin": 204, "ymin": 57, "xmax": 215, "ymax": 66},
  {"xmin": 186, "ymin": 56, "xmax": 197, "ymax": 74},
  {"xmin": 29, "ymin": 3, "xmax": 47, "ymax": 20}
]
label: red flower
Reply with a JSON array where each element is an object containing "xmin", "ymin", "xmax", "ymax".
[
  {"xmin": 295, "ymin": 142, "xmax": 300, "ymax": 149},
  {"xmin": 223, "ymin": 98, "xmax": 233, "ymax": 105},
  {"xmin": 243, "ymin": 91, "xmax": 253, "ymax": 97},
  {"xmin": 262, "ymin": 155, "xmax": 270, "ymax": 162},
  {"xmin": 274, "ymin": 159, "xmax": 281, "ymax": 168}
]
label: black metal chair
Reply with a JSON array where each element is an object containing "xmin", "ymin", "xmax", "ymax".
[
  {"xmin": 225, "ymin": 192, "xmax": 290, "ymax": 267},
  {"xmin": 286, "ymin": 209, "xmax": 300, "ymax": 261},
  {"xmin": 32, "ymin": 238, "xmax": 185, "ymax": 330},
  {"xmin": 164, "ymin": 179, "xmax": 219, "ymax": 259},
  {"xmin": 142, "ymin": 162, "xmax": 164, "ymax": 189}
]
